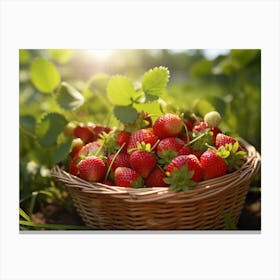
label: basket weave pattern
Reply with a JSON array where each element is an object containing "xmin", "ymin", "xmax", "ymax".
[{"xmin": 51, "ymin": 139, "xmax": 260, "ymax": 230}]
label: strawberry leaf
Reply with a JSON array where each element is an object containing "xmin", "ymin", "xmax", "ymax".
[
  {"xmin": 107, "ymin": 75, "xmax": 137, "ymax": 105},
  {"xmin": 53, "ymin": 138, "xmax": 73, "ymax": 163},
  {"xmin": 56, "ymin": 82, "xmax": 84, "ymax": 111},
  {"xmin": 113, "ymin": 105, "xmax": 138, "ymax": 124},
  {"xmin": 142, "ymin": 66, "xmax": 170, "ymax": 97},
  {"xmin": 30, "ymin": 57, "xmax": 61, "ymax": 93},
  {"xmin": 36, "ymin": 113, "xmax": 68, "ymax": 147}
]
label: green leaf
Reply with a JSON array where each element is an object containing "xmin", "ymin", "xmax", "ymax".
[
  {"xmin": 53, "ymin": 138, "xmax": 73, "ymax": 163},
  {"xmin": 113, "ymin": 105, "xmax": 138, "ymax": 124},
  {"xmin": 107, "ymin": 75, "xmax": 136, "ymax": 105},
  {"xmin": 142, "ymin": 66, "xmax": 170, "ymax": 96},
  {"xmin": 20, "ymin": 115, "xmax": 36, "ymax": 132},
  {"xmin": 36, "ymin": 113, "xmax": 68, "ymax": 147},
  {"xmin": 56, "ymin": 82, "xmax": 84, "ymax": 111},
  {"xmin": 30, "ymin": 57, "xmax": 61, "ymax": 93},
  {"xmin": 19, "ymin": 49, "xmax": 31, "ymax": 65}
]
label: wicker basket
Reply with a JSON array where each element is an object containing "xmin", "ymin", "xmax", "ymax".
[{"xmin": 51, "ymin": 139, "xmax": 260, "ymax": 230}]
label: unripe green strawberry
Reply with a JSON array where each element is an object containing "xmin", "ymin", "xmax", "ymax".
[
  {"xmin": 145, "ymin": 166, "xmax": 168, "ymax": 187},
  {"xmin": 129, "ymin": 150, "xmax": 156, "ymax": 178},
  {"xmin": 204, "ymin": 111, "xmax": 221, "ymax": 128},
  {"xmin": 78, "ymin": 156, "xmax": 106, "ymax": 182},
  {"xmin": 200, "ymin": 149, "xmax": 227, "ymax": 180},
  {"xmin": 114, "ymin": 167, "xmax": 143, "ymax": 188},
  {"xmin": 153, "ymin": 113, "xmax": 183, "ymax": 139}
]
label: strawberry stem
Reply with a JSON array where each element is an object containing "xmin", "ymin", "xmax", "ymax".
[{"xmin": 104, "ymin": 142, "xmax": 125, "ymax": 181}]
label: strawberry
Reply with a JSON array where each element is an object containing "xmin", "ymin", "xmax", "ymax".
[
  {"xmin": 115, "ymin": 131, "xmax": 131, "ymax": 153},
  {"xmin": 166, "ymin": 154, "xmax": 203, "ymax": 183},
  {"xmin": 70, "ymin": 138, "xmax": 84, "ymax": 158},
  {"xmin": 74, "ymin": 123, "xmax": 110, "ymax": 144},
  {"xmin": 145, "ymin": 166, "xmax": 168, "ymax": 187},
  {"xmin": 78, "ymin": 141, "xmax": 104, "ymax": 158},
  {"xmin": 211, "ymin": 127, "xmax": 222, "ymax": 142},
  {"xmin": 153, "ymin": 113, "xmax": 183, "ymax": 139},
  {"xmin": 77, "ymin": 156, "xmax": 106, "ymax": 182},
  {"xmin": 129, "ymin": 150, "xmax": 156, "ymax": 178},
  {"xmin": 127, "ymin": 128, "xmax": 158, "ymax": 151},
  {"xmin": 204, "ymin": 111, "xmax": 221, "ymax": 128},
  {"xmin": 156, "ymin": 137, "xmax": 185, "ymax": 164},
  {"xmin": 192, "ymin": 121, "xmax": 210, "ymax": 132},
  {"xmin": 215, "ymin": 133, "xmax": 242, "ymax": 151},
  {"xmin": 164, "ymin": 154, "xmax": 202, "ymax": 192},
  {"xmin": 74, "ymin": 124, "xmax": 94, "ymax": 144},
  {"xmin": 200, "ymin": 149, "xmax": 227, "ymax": 180},
  {"xmin": 69, "ymin": 154, "xmax": 80, "ymax": 176},
  {"xmin": 114, "ymin": 167, "xmax": 143, "ymax": 188},
  {"xmin": 107, "ymin": 153, "xmax": 130, "ymax": 171},
  {"xmin": 178, "ymin": 145, "xmax": 191, "ymax": 156}
]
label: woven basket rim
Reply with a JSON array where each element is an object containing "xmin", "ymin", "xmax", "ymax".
[{"xmin": 51, "ymin": 138, "xmax": 260, "ymax": 202}]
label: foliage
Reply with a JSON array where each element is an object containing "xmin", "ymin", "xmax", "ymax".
[{"xmin": 19, "ymin": 49, "xmax": 261, "ymax": 229}]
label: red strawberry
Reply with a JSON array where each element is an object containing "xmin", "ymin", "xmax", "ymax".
[
  {"xmin": 200, "ymin": 149, "xmax": 227, "ymax": 180},
  {"xmin": 145, "ymin": 167, "xmax": 168, "ymax": 187},
  {"xmin": 215, "ymin": 133, "xmax": 242, "ymax": 151},
  {"xmin": 114, "ymin": 167, "xmax": 143, "ymax": 188},
  {"xmin": 211, "ymin": 127, "xmax": 222, "ymax": 142},
  {"xmin": 156, "ymin": 137, "xmax": 185, "ymax": 164},
  {"xmin": 107, "ymin": 153, "xmax": 130, "ymax": 171},
  {"xmin": 166, "ymin": 154, "xmax": 203, "ymax": 183},
  {"xmin": 164, "ymin": 154, "xmax": 203, "ymax": 192},
  {"xmin": 153, "ymin": 113, "xmax": 183, "ymax": 139},
  {"xmin": 74, "ymin": 124, "xmax": 94, "ymax": 144},
  {"xmin": 78, "ymin": 141, "xmax": 103, "ymax": 158},
  {"xmin": 127, "ymin": 128, "xmax": 158, "ymax": 151},
  {"xmin": 192, "ymin": 121, "xmax": 210, "ymax": 133},
  {"xmin": 77, "ymin": 156, "xmax": 106, "ymax": 182},
  {"xmin": 178, "ymin": 145, "xmax": 191, "ymax": 156},
  {"xmin": 70, "ymin": 138, "xmax": 84, "ymax": 158},
  {"xmin": 69, "ymin": 154, "xmax": 80, "ymax": 176},
  {"xmin": 115, "ymin": 131, "xmax": 131, "ymax": 153},
  {"xmin": 129, "ymin": 150, "xmax": 156, "ymax": 178}
]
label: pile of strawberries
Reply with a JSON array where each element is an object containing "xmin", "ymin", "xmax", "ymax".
[{"xmin": 66, "ymin": 111, "xmax": 246, "ymax": 191}]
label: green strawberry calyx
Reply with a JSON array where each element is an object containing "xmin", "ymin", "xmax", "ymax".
[
  {"xmin": 205, "ymin": 141, "xmax": 247, "ymax": 171},
  {"xmin": 163, "ymin": 166, "xmax": 196, "ymax": 192}
]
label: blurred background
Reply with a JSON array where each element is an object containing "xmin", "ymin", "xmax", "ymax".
[{"xmin": 19, "ymin": 49, "xmax": 261, "ymax": 230}]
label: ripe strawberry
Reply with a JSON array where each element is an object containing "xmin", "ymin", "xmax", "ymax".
[
  {"xmin": 192, "ymin": 121, "xmax": 210, "ymax": 132},
  {"xmin": 211, "ymin": 127, "xmax": 222, "ymax": 142},
  {"xmin": 129, "ymin": 150, "xmax": 156, "ymax": 178},
  {"xmin": 127, "ymin": 128, "xmax": 158, "ymax": 151},
  {"xmin": 78, "ymin": 141, "xmax": 104, "ymax": 158},
  {"xmin": 107, "ymin": 153, "xmax": 130, "ymax": 171},
  {"xmin": 77, "ymin": 156, "xmax": 106, "ymax": 182},
  {"xmin": 215, "ymin": 133, "xmax": 242, "ymax": 151},
  {"xmin": 178, "ymin": 145, "xmax": 191, "ymax": 156},
  {"xmin": 145, "ymin": 166, "xmax": 168, "ymax": 187},
  {"xmin": 69, "ymin": 154, "xmax": 80, "ymax": 176},
  {"xmin": 114, "ymin": 167, "xmax": 143, "ymax": 188},
  {"xmin": 115, "ymin": 131, "xmax": 131, "ymax": 153},
  {"xmin": 156, "ymin": 137, "xmax": 185, "ymax": 164},
  {"xmin": 164, "ymin": 154, "xmax": 203, "ymax": 192},
  {"xmin": 200, "ymin": 149, "xmax": 227, "ymax": 180},
  {"xmin": 74, "ymin": 124, "xmax": 94, "ymax": 144},
  {"xmin": 166, "ymin": 154, "xmax": 203, "ymax": 183},
  {"xmin": 153, "ymin": 113, "xmax": 183, "ymax": 139},
  {"xmin": 70, "ymin": 138, "xmax": 84, "ymax": 158}
]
